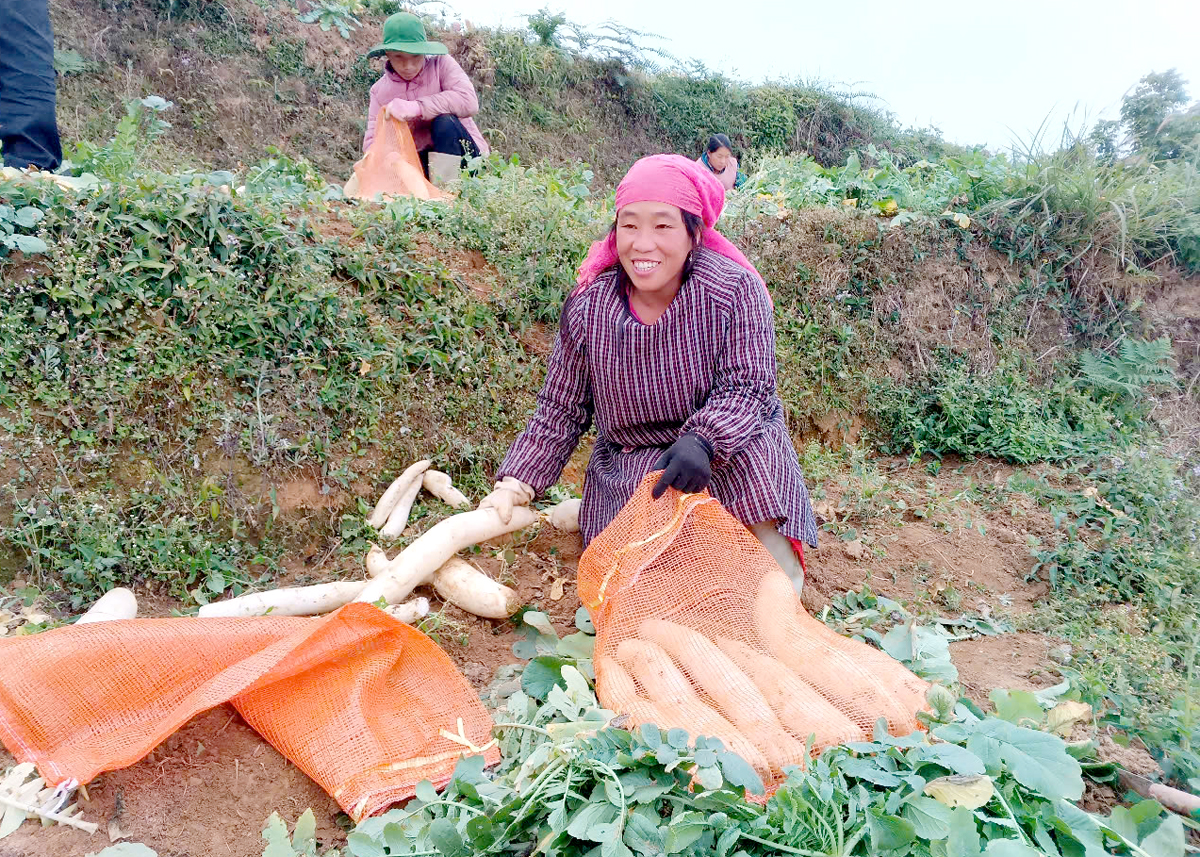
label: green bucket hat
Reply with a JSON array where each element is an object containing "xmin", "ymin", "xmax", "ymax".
[{"xmin": 368, "ymin": 12, "xmax": 448, "ymax": 58}]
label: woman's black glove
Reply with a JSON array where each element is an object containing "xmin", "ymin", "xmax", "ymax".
[{"xmin": 651, "ymin": 433, "xmax": 714, "ymax": 499}]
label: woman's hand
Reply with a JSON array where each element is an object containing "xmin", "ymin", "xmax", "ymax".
[
  {"xmin": 651, "ymin": 433, "xmax": 713, "ymax": 499},
  {"xmin": 478, "ymin": 477, "xmax": 535, "ymax": 524},
  {"xmin": 385, "ymin": 98, "xmax": 423, "ymax": 121}
]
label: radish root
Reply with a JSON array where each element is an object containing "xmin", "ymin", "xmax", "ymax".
[
  {"xmin": 356, "ymin": 507, "xmax": 538, "ymax": 606},
  {"xmin": 76, "ymin": 588, "xmax": 138, "ymax": 624},
  {"xmin": 423, "ymin": 471, "xmax": 471, "ymax": 509},
  {"xmin": 546, "ymin": 498, "xmax": 582, "ymax": 532},
  {"xmin": 379, "ymin": 461, "xmax": 433, "ymax": 539},
  {"xmin": 369, "ymin": 460, "xmax": 431, "ymax": 530}
]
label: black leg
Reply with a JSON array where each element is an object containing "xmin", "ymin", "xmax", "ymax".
[
  {"xmin": 427, "ymin": 114, "xmax": 480, "ymax": 159},
  {"xmin": 0, "ymin": 0, "xmax": 63, "ymax": 171}
]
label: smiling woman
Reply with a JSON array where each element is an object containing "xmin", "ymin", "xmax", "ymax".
[
  {"xmin": 614, "ymin": 202, "xmax": 703, "ymax": 323},
  {"xmin": 477, "ymin": 154, "xmax": 818, "ymax": 594}
]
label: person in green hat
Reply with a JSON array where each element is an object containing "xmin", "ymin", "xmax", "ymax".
[{"xmin": 362, "ymin": 13, "xmax": 490, "ymax": 183}]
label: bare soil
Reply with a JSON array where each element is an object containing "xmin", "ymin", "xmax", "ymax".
[
  {"xmin": 0, "ymin": 709, "xmax": 345, "ymax": 857},
  {"xmin": 950, "ymin": 633, "xmax": 1062, "ymax": 703}
]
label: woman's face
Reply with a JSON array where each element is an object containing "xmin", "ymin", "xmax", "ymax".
[
  {"xmin": 616, "ymin": 202, "xmax": 694, "ymax": 298},
  {"xmin": 386, "ymin": 51, "xmax": 426, "ymax": 81},
  {"xmin": 708, "ymin": 146, "xmax": 732, "ymax": 172}
]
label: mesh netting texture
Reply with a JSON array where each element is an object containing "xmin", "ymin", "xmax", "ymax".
[
  {"xmin": 345, "ymin": 110, "xmax": 447, "ymax": 202},
  {"xmin": 579, "ymin": 475, "xmax": 930, "ymax": 785},
  {"xmin": 0, "ymin": 603, "xmax": 498, "ymax": 820}
]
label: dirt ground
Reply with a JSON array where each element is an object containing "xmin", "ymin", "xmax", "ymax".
[
  {"xmin": 0, "ymin": 524, "xmax": 587, "ymax": 857},
  {"xmin": 0, "ymin": 461, "xmax": 1158, "ymax": 856},
  {"xmin": 0, "ymin": 709, "xmax": 344, "ymax": 857}
]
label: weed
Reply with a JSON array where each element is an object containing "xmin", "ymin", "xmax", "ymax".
[
  {"xmin": 1077, "ymin": 336, "xmax": 1177, "ymax": 404},
  {"xmin": 1026, "ymin": 450, "xmax": 1199, "ymax": 617},
  {"xmin": 6, "ymin": 488, "xmax": 265, "ymax": 607},
  {"xmin": 296, "ymin": 0, "xmax": 362, "ymax": 39},
  {"xmin": 264, "ymin": 39, "xmax": 307, "ymax": 78},
  {"xmin": 870, "ymin": 363, "xmax": 1121, "ymax": 464},
  {"xmin": 416, "ymin": 156, "xmax": 599, "ymax": 324},
  {"xmin": 67, "ymin": 96, "xmax": 175, "ymax": 180},
  {"xmin": 418, "ymin": 607, "xmax": 471, "ymax": 647}
]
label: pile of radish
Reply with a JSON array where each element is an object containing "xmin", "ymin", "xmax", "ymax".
[
  {"xmin": 596, "ymin": 570, "xmax": 927, "ymax": 779},
  {"xmin": 197, "ymin": 464, "xmax": 582, "ymax": 623}
]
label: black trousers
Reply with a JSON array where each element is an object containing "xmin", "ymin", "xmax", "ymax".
[
  {"xmin": 417, "ymin": 113, "xmax": 480, "ymax": 177},
  {"xmin": 0, "ymin": 0, "xmax": 61, "ymax": 170},
  {"xmin": 0, "ymin": 0, "xmax": 62, "ymax": 170}
]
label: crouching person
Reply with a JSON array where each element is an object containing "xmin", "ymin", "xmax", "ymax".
[{"xmin": 363, "ymin": 12, "xmax": 490, "ymax": 184}]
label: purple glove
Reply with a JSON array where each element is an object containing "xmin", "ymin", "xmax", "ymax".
[{"xmin": 386, "ymin": 99, "xmax": 423, "ymax": 121}]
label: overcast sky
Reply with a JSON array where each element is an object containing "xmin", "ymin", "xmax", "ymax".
[{"xmin": 437, "ymin": 0, "xmax": 1200, "ymax": 152}]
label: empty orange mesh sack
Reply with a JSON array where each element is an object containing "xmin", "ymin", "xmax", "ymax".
[
  {"xmin": 579, "ymin": 474, "xmax": 930, "ymax": 786},
  {"xmin": 345, "ymin": 109, "xmax": 448, "ymax": 202},
  {"xmin": 0, "ymin": 602, "xmax": 498, "ymax": 821}
]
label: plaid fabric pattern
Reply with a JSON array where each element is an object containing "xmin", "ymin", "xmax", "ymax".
[{"xmin": 498, "ymin": 248, "xmax": 819, "ymax": 547}]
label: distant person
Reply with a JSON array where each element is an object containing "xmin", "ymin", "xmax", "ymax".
[
  {"xmin": 362, "ymin": 12, "xmax": 489, "ymax": 184},
  {"xmin": 697, "ymin": 134, "xmax": 746, "ymax": 194},
  {"xmin": 0, "ymin": 0, "xmax": 64, "ymax": 171}
]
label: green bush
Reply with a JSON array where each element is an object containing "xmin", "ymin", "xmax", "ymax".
[
  {"xmin": 980, "ymin": 137, "xmax": 1200, "ymax": 278},
  {"xmin": 870, "ymin": 364, "xmax": 1120, "ymax": 464},
  {"xmin": 7, "ymin": 489, "xmax": 256, "ymax": 606},
  {"xmin": 1030, "ymin": 450, "xmax": 1200, "ymax": 605},
  {"xmin": 264, "ymin": 38, "xmax": 307, "ymax": 78},
  {"xmin": 746, "ymin": 85, "xmax": 796, "ymax": 152},
  {"xmin": 646, "ymin": 70, "xmax": 748, "ymax": 154}
]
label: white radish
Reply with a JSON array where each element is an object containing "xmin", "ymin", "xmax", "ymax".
[
  {"xmin": 639, "ymin": 618, "xmax": 808, "ymax": 775},
  {"xmin": 198, "ymin": 581, "xmax": 368, "ymax": 618},
  {"xmin": 382, "ymin": 597, "xmax": 431, "ymax": 625},
  {"xmin": 546, "ymin": 498, "xmax": 582, "ymax": 532},
  {"xmin": 616, "ymin": 638, "xmax": 699, "ymax": 708},
  {"xmin": 754, "ymin": 571, "xmax": 928, "ymax": 732},
  {"xmin": 380, "ymin": 464, "xmax": 432, "ymax": 540},
  {"xmin": 369, "ymin": 544, "xmax": 518, "ymax": 619},
  {"xmin": 716, "ymin": 636, "xmax": 862, "ymax": 748},
  {"xmin": 355, "ymin": 507, "xmax": 539, "ymax": 606},
  {"xmin": 423, "ymin": 471, "xmax": 471, "ymax": 509},
  {"xmin": 596, "ymin": 658, "xmax": 770, "ymax": 778},
  {"xmin": 76, "ymin": 588, "xmax": 137, "ymax": 624},
  {"xmin": 431, "ymin": 557, "xmax": 519, "ymax": 618},
  {"xmin": 366, "ymin": 542, "xmax": 390, "ymax": 578},
  {"xmin": 368, "ymin": 460, "xmax": 431, "ymax": 529}
]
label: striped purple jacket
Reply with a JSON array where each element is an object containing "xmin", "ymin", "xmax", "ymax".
[{"xmin": 497, "ymin": 247, "xmax": 819, "ymax": 547}]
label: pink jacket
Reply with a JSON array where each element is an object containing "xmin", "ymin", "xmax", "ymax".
[
  {"xmin": 362, "ymin": 56, "xmax": 490, "ymax": 156},
  {"xmin": 696, "ymin": 154, "xmax": 739, "ymax": 192}
]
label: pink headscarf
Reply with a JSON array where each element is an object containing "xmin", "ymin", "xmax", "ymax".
[{"xmin": 575, "ymin": 154, "xmax": 767, "ymax": 294}]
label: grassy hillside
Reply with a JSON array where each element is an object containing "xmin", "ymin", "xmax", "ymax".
[{"xmin": 47, "ymin": 0, "xmax": 956, "ymax": 184}]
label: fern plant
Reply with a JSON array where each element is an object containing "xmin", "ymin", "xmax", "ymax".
[{"xmin": 1078, "ymin": 336, "xmax": 1177, "ymax": 400}]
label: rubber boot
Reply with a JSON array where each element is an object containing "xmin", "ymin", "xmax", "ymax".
[
  {"xmin": 749, "ymin": 521, "xmax": 804, "ymax": 596},
  {"xmin": 427, "ymin": 151, "xmax": 462, "ymax": 188}
]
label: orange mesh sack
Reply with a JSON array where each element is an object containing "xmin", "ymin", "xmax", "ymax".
[
  {"xmin": 0, "ymin": 603, "xmax": 498, "ymax": 821},
  {"xmin": 345, "ymin": 109, "xmax": 448, "ymax": 202},
  {"xmin": 579, "ymin": 475, "xmax": 930, "ymax": 786}
]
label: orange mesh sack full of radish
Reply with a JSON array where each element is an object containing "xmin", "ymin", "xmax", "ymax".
[{"xmin": 577, "ymin": 474, "xmax": 930, "ymax": 788}]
